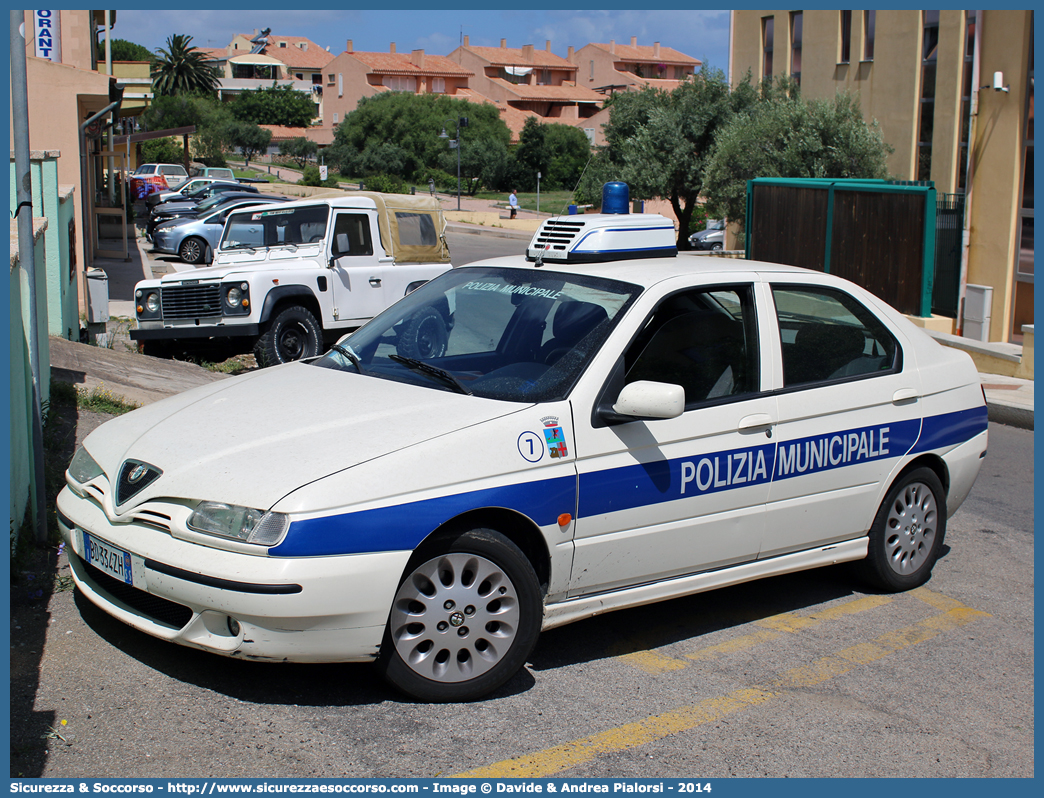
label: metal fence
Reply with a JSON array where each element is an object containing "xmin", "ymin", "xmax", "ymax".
[
  {"xmin": 746, "ymin": 178, "xmax": 939, "ymax": 317},
  {"xmin": 932, "ymin": 193, "xmax": 966, "ymax": 318}
]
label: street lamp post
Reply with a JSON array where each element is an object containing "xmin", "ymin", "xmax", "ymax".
[{"xmin": 439, "ymin": 116, "xmax": 468, "ymax": 211}]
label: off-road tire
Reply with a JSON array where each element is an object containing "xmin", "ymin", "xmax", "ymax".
[{"xmin": 254, "ymin": 305, "xmax": 322, "ymax": 367}]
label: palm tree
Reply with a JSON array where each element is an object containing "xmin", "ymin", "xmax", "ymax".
[{"xmin": 151, "ymin": 34, "xmax": 220, "ymax": 96}]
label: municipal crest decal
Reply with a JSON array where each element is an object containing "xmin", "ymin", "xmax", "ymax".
[{"xmin": 542, "ymin": 416, "xmax": 568, "ymax": 459}]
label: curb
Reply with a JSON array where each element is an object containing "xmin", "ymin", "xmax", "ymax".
[
  {"xmin": 446, "ymin": 223, "xmax": 533, "ymax": 241},
  {"xmin": 986, "ymin": 401, "xmax": 1034, "ymax": 430}
]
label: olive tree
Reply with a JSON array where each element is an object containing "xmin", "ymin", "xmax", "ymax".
[
  {"xmin": 703, "ymin": 85, "xmax": 894, "ymax": 229},
  {"xmin": 578, "ymin": 67, "xmax": 756, "ymax": 249}
]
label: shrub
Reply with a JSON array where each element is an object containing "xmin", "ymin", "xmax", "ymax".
[
  {"xmin": 141, "ymin": 137, "xmax": 184, "ymax": 164},
  {"xmin": 361, "ymin": 173, "xmax": 409, "ymax": 195},
  {"xmin": 298, "ymin": 164, "xmax": 340, "ymax": 188}
]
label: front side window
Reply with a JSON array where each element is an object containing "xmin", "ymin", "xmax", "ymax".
[
  {"xmin": 331, "ymin": 213, "xmax": 373, "ymax": 256},
  {"xmin": 772, "ymin": 285, "xmax": 899, "ymax": 387},
  {"xmin": 623, "ymin": 286, "xmax": 759, "ymax": 407},
  {"xmin": 318, "ymin": 267, "xmax": 641, "ymax": 403},
  {"xmin": 221, "ymin": 205, "xmax": 330, "ymax": 251}
]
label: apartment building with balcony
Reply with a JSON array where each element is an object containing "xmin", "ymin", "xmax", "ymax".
[
  {"xmin": 219, "ymin": 31, "xmax": 333, "ymax": 122},
  {"xmin": 447, "ymin": 37, "xmax": 605, "ymax": 139},
  {"xmin": 570, "ymin": 37, "xmax": 702, "ymax": 95},
  {"xmin": 321, "ymin": 41, "xmax": 475, "ymax": 128}
]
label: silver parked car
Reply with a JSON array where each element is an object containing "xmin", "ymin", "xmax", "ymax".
[
  {"xmin": 151, "ymin": 196, "xmax": 288, "ymax": 264},
  {"xmin": 689, "ymin": 219, "xmax": 725, "ymax": 251}
]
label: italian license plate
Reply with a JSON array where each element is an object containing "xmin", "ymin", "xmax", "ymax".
[{"xmin": 82, "ymin": 531, "xmax": 133, "ymax": 585}]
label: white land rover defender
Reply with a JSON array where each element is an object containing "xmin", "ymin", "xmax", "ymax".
[{"xmin": 130, "ymin": 193, "xmax": 452, "ymax": 366}]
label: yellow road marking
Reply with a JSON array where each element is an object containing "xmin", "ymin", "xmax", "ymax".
[
  {"xmin": 621, "ymin": 593, "xmax": 894, "ymax": 674},
  {"xmin": 457, "ymin": 594, "xmax": 990, "ymax": 778},
  {"xmin": 684, "ymin": 628, "xmax": 781, "ymax": 662}
]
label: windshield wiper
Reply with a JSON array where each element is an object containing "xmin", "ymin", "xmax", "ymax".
[
  {"xmin": 329, "ymin": 343, "xmax": 366, "ymax": 374},
  {"xmin": 388, "ymin": 354, "xmax": 471, "ymax": 395}
]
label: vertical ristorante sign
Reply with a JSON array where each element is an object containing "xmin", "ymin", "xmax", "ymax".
[{"xmin": 33, "ymin": 10, "xmax": 62, "ymax": 62}]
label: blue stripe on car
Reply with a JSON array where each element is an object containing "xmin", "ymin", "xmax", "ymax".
[
  {"xmin": 270, "ymin": 476, "xmax": 577, "ymax": 557},
  {"xmin": 270, "ymin": 408, "xmax": 986, "ymax": 558}
]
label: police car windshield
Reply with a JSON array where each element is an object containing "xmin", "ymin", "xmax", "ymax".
[{"xmin": 316, "ymin": 267, "xmax": 641, "ymax": 402}]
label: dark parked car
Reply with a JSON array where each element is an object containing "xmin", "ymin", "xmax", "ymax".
[
  {"xmin": 148, "ymin": 181, "xmax": 257, "ymax": 214},
  {"xmin": 147, "ymin": 191, "xmax": 270, "ymax": 241},
  {"xmin": 145, "ymin": 179, "xmax": 246, "ymax": 210}
]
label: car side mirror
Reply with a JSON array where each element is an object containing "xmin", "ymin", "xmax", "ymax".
[{"xmin": 600, "ymin": 380, "xmax": 685, "ymax": 423}]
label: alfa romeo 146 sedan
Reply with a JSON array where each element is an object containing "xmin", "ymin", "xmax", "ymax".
[{"xmin": 58, "ymin": 207, "xmax": 988, "ymax": 702}]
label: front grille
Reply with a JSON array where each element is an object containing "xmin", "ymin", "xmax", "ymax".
[
  {"xmin": 116, "ymin": 461, "xmax": 162, "ymax": 506},
  {"xmin": 76, "ymin": 553, "xmax": 193, "ymax": 630},
  {"xmin": 160, "ymin": 284, "xmax": 222, "ymax": 319},
  {"xmin": 532, "ymin": 219, "xmax": 587, "ymax": 253}
]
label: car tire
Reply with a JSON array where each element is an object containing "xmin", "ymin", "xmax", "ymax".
[
  {"xmin": 859, "ymin": 467, "xmax": 946, "ymax": 592},
  {"xmin": 398, "ymin": 307, "xmax": 448, "ymax": 359},
  {"xmin": 179, "ymin": 237, "xmax": 206, "ymax": 265},
  {"xmin": 377, "ymin": 528, "xmax": 543, "ymax": 702},
  {"xmin": 710, "ymin": 242, "xmax": 723, "ymax": 251},
  {"xmin": 254, "ymin": 305, "xmax": 322, "ymax": 367}
]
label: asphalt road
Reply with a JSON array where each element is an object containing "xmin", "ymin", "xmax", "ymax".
[{"xmin": 10, "ymin": 422, "xmax": 1033, "ymax": 779}]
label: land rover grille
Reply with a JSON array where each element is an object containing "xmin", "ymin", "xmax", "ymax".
[{"xmin": 160, "ymin": 284, "xmax": 222, "ymax": 319}]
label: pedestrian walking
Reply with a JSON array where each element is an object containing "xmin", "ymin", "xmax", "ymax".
[{"xmin": 509, "ymin": 189, "xmax": 519, "ymax": 219}]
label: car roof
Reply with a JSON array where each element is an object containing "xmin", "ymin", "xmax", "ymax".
[{"xmin": 459, "ymin": 253, "xmax": 813, "ymax": 290}]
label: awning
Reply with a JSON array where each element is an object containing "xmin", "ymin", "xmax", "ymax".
[
  {"xmin": 504, "ymin": 66, "xmax": 533, "ymax": 77},
  {"xmin": 229, "ymin": 54, "xmax": 284, "ymax": 66}
]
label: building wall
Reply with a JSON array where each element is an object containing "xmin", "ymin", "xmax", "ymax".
[
  {"xmin": 9, "ymin": 154, "xmax": 78, "ymax": 339},
  {"xmin": 730, "ymin": 9, "xmax": 1033, "ymax": 342},
  {"xmin": 111, "ymin": 61, "xmax": 152, "ymax": 117},
  {"xmin": 323, "ymin": 53, "xmax": 380, "ymax": 122},
  {"xmin": 11, "ymin": 56, "xmax": 114, "ymax": 308},
  {"xmin": 966, "ymin": 10, "xmax": 1033, "ymax": 342}
]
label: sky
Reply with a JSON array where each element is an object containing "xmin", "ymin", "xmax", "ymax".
[{"xmin": 111, "ymin": 5, "xmax": 732, "ymax": 75}]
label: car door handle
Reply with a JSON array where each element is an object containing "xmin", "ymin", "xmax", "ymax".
[
  {"xmin": 892, "ymin": 388, "xmax": 920, "ymax": 404},
  {"xmin": 369, "ymin": 277, "xmax": 382, "ymax": 286},
  {"xmin": 738, "ymin": 413, "xmax": 775, "ymax": 432}
]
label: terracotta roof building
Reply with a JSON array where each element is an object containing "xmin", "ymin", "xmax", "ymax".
[
  {"xmin": 447, "ymin": 37, "xmax": 604, "ymax": 129},
  {"xmin": 321, "ymin": 41, "xmax": 474, "ymax": 128},
  {"xmin": 570, "ymin": 37, "xmax": 702, "ymax": 96}
]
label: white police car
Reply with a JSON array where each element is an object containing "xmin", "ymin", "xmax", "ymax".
[{"xmin": 57, "ymin": 198, "xmax": 988, "ymax": 702}]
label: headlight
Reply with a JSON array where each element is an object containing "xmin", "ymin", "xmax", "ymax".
[
  {"xmin": 136, "ymin": 289, "xmax": 161, "ymax": 318},
  {"xmin": 187, "ymin": 502, "xmax": 289, "ymax": 546},
  {"xmin": 68, "ymin": 446, "xmax": 104, "ymax": 484},
  {"xmin": 222, "ymin": 282, "xmax": 250, "ymax": 314}
]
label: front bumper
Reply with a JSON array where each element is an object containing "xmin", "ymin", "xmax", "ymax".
[
  {"xmin": 57, "ymin": 487, "xmax": 412, "ymax": 662},
  {"xmin": 130, "ymin": 322, "xmax": 260, "ymax": 341}
]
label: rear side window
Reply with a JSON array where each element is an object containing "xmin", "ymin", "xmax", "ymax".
[
  {"xmin": 772, "ymin": 285, "xmax": 900, "ymax": 387},
  {"xmin": 395, "ymin": 212, "xmax": 437, "ymax": 246}
]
